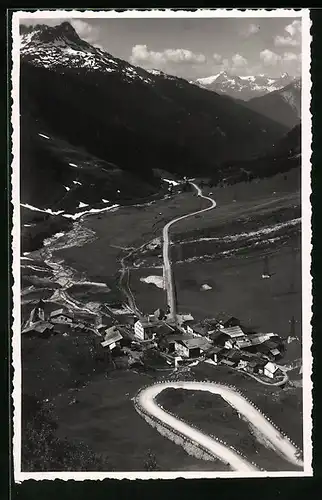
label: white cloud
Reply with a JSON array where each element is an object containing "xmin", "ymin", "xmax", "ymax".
[
  {"xmin": 283, "ymin": 52, "xmax": 299, "ymax": 62},
  {"xmin": 274, "ymin": 20, "xmax": 301, "ymax": 48},
  {"xmin": 222, "ymin": 59, "xmax": 230, "ymax": 69},
  {"xmin": 274, "ymin": 35, "xmax": 299, "ymax": 47},
  {"xmin": 70, "ymin": 19, "xmax": 102, "ymax": 48},
  {"xmin": 71, "ymin": 20, "xmax": 93, "ymax": 38},
  {"xmin": 285, "ymin": 20, "xmax": 302, "ymax": 37},
  {"xmin": 260, "ymin": 49, "xmax": 282, "ymax": 66},
  {"xmin": 257, "ymin": 48, "xmax": 300, "ymax": 76},
  {"xmin": 242, "ymin": 23, "xmax": 260, "ymax": 37},
  {"xmin": 232, "ymin": 53, "xmax": 248, "ymax": 67},
  {"xmin": 209, "ymin": 53, "xmax": 248, "ymax": 76},
  {"xmin": 213, "ymin": 53, "xmax": 222, "ymax": 63},
  {"xmin": 131, "ymin": 44, "xmax": 206, "ymax": 68}
]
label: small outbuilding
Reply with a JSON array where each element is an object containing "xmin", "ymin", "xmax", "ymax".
[
  {"xmin": 269, "ymin": 348, "xmax": 281, "ymax": 360},
  {"xmin": 264, "ymin": 361, "xmax": 279, "ymax": 379},
  {"xmin": 101, "ymin": 329, "xmax": 123, "ymax": 351}
]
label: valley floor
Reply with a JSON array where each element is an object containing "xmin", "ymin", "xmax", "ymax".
[{"xmin": 20, "ymin": 169, "xmax": 303, "ymax": 472}]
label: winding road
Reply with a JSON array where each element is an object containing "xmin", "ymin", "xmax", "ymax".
[
  {"xmin": 162, "ymin": 182, "xmax": 217, "ymax": 320},
  {"xmin": 136, "ymin": 381, "xmax": 303, "ymax": 471}
]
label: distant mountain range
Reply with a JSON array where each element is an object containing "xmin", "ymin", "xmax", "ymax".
[
  {"xmin": 192, "ymin": 71, "xmax": 299, "ymax": 101},
  {"xmin": 20, "ymin": 22, "xmax": 294, "ymax": 217}
]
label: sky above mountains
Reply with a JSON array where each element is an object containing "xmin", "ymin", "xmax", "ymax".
[{"xmin": 20, "ymin": 16, "xmax": 302, "ymax": 80}]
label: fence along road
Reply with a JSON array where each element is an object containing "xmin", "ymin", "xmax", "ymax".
[
  {"xmin": 162, "ymin": 182, "xmax": 216, "ymax": 320},
  {"xmin": 136, "ymin": 381, "xmax": 303, "ymax": 472}
]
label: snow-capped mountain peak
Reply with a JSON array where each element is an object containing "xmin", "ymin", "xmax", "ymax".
[
  {"xmin": 20, "ymin": 22, "xmax": 184, "ymax": 87},
  {"xmin": 20, "ymin": 22, "xmax": 89, "ymax": 50},
  {"xmin": 20, "ymin": 22, "xmax": 115, "ymax": 71},
  {"xmin": 192, "ymin": 71, "xmax": 297, "ymax": 101}
]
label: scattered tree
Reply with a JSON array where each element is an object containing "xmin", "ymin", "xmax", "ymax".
[{"xmin": 144, "ymin": 450, "xmax": 158, "ymax": 471}]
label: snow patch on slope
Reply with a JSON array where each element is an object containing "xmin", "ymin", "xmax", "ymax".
[{"xmin": 140, "ymin": 275, "xmax": 164, "ymax": 289}]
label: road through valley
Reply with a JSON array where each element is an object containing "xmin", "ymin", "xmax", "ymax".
[{"xmin": 162, "ymin": 182, "xmax": 216, "ymax": 319}]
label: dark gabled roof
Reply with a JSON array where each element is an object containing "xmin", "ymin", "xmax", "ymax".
[
  {"xmin": 182, "ymin": 319, "xmax": 198, "ymax": 326},
  {"xmin": 74, "ymin": 311, "xmax": 96, "ymax": 320},
  {"xmin": 117, "ymin": 314, "xmax": 136, "ymax": 325},
  {"xmin": 101, "ymin": 330, "xmax": 123, "ymax": 347},
  {"xmin": 204, "ymin": 318, "xmax": 221, "ymax": 326},
  {"xmin": 166, "ymin": 333, "xmax": 193, "ymax": 343},
  {"xmin": 209, "ymin": 345, "xmax": 224, "ymax": 352},
  {"xmin": 221, "ymin": 359, "xmax": 236, "ymax": 366},
  {"xmin": 226, "ymin": 348, "xmax": 242, "ymax": 359},
  {"xmin": 217, "ymin": 313, "xmax": 240, "ymax": 323},
  {"xmin": 265, "ymin": 339, "xmax": 281, "ymax": 349},
  {"xmin": 256, "ymin": 343, "xmax": 271, "ymax": 353},
  {"xmin": 191, "ymin": 324, "xmax": 209, "ymax": 335},
  {"xmin": 154, "ymin": 323, "xmax": 175, "ymax": 336},
  {"xmin": 209, "ymin": 330, "xmax": 225, "ymax": 340},
  {"xmin": 257, "ymin": 358, "xmax": 269, "ymax": 366},
  {"xmin": 23, "ymin": 321, "xmax": 54, "ymax": 334},
  {"xmin": 207, "ymin": 346, "xmax": 224, "ymax": 355},
  {"xmin": 240, "ymin": 351, "xmax": 259, "ymax": 360},
  {"xmin": 221, "ymin": 326, "xmax": 245, "ymax": 338},
  {"xmin": 219, "ymin": 347, "xmax": 230, "ymax": 356},
  {"xmin": 175, "ymin": 338, "xmax": 203, "ymax": 349},
  {"xmin": 50, "ymin": 308, "xmax": 73, "ymax": 318}
]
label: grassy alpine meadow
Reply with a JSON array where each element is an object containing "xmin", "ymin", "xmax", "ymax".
[{"xmin": 49, "ymin": 370, "xmax": 230, "ymax": 472}]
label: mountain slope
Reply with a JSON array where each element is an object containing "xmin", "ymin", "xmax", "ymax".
[
  {"xmin": 192, "ymin": 72, "xmax": 295, "ymax": 101},
  {"xmin": 20, "ymin": 22, "xmax": 288, "ymax": 214},
  {"xmin": 215, "ymin": 124, "xmax": 301, "ymax": 186},
  {"xmin": 244, "ymin": 80, "xmax": 301, "ymax": 128}
]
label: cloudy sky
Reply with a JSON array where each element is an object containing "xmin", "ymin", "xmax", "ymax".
[{"xmin": 20, "ymin": 16, "xmax": 302, "ymax": 79}]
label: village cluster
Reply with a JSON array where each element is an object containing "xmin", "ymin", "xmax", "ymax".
[{"xmin": 22, "ymin": 298, "xmax": 286, "ymax": 383}]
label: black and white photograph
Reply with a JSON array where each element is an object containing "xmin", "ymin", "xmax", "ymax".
[{"xmin": 11, "ymin": 9, "xmax": 312, "ymax": 480}]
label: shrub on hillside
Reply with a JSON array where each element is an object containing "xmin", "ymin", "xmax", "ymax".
[
  {"xmin": 22, "ymin": 395, "xmax": 110, "ymax": 471},
  {"xmin": 144, "ymin": 450, "xmax": 158, "ymax": 471}
]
